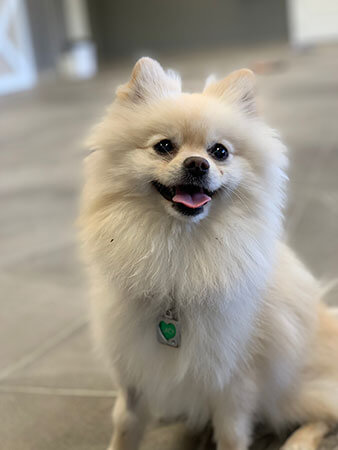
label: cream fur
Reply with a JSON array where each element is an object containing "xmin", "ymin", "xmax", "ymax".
[{"xmin": 78, "ymin": 57, "xmax": 338, "ymax": 450}]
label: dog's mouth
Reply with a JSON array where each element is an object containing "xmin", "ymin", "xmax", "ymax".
[{"xmin": 152, "ymin": 181, "xmax": 214, "ymax": 216}]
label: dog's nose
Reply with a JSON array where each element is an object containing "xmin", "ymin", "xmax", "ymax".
[{"xmin": 183, "ymin": 157, "xmax": 210, "ymax": 177}]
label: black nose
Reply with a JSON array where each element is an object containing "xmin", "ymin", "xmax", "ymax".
[{"xmin": 183, "ymin": 156, "xmax": 210, "ymax": 177}]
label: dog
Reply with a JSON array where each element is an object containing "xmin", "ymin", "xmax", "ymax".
[{"xmin": 78, "ymin": 57, "xmax": 338, "ymax": 450}]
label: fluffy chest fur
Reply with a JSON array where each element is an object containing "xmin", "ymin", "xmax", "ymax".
[
  {"xmin": 86, "ymin": 202, "xmax": 276, "ymax": 425},
  {"xmin": 94, "ymin": 276, "xmax": 260, "ymax": 426}
]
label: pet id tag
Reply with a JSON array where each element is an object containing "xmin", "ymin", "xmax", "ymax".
[{"xmin": 157, "ymin": 308, "xmax": 181, "ymax": 348}]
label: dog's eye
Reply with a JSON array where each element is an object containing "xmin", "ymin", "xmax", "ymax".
[
  {"xmin": 153, "ymin": 139, "xmax": 175, "ymax": 155},
  {"xmin": 208, "ymin": 143, "xmax": 229, "ymax": 161}
]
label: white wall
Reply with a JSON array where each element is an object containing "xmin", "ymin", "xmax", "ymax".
[{"xmin": 288, "ymin": 0, "xmax": 338, "ymax": 46}]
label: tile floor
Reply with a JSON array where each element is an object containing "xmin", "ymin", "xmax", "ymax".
[{"xmin": 1, "ymin": 44, "xmax": 338, "ymax": 449}]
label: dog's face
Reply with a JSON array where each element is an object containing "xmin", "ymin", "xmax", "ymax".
[{"xmin": 87, "ymin": 58, "xmax": 287, "ymax": 224}]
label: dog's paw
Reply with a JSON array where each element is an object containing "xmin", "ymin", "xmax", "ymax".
[{"xmin": 281, "ymin": 444, "xmax": 316, "ymax": 450}]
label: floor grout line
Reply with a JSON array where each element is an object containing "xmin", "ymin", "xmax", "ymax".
[
  {"xmin": 0, "ymin": 384, "xmax": 116, "ymax": 398},
  {"xmin": 0, "ymin": 317, "xmax": 87, "ymax": 382}
]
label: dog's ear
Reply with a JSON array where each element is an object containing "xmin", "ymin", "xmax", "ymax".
[
  {"xmin": 203, "ymin": 69, "xmax": 256, "ymax": 115},
  {"xmin": 116, "ymin": 57, "xmax": 181, "ymax": 104}
]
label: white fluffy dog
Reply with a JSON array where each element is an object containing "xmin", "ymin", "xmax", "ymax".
[{"xmin": 79, "ymin": 57, "xmax": 338, "ymax": 450}]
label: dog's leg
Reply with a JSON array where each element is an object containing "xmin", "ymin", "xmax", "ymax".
[
  {"xmin": 108, "ymin": 388, "xmax": 148, "ymax": 450},
  {"xmin": 212, "ymin": 380, "xmax": 258, "ymax": 450},
  {"xmin": 212, "ymin": 402, "xmax": 252, "ymax": 450},
  {"xmin": 281, "ymin": 421, "xmax": 330, "ymax": 450}
]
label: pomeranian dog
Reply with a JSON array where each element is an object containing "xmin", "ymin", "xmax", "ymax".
[{"xmin": 79, "ymin": 57, "xmax": 338, "ymax": 450}]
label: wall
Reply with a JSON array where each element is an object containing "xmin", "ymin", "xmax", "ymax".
[
  {"xmin": 25, "ymin": 0, "xmax": 66, "ymax": 72},
  {"xmin": 288, "ymin": 0, "xmax": 338, "ymax": 46},
  {"xmin": 87, "ymin": 0, "xmax": 288, "ymax": 62}
]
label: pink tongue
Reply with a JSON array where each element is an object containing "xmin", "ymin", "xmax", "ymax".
[{"xmin": 173, "ymin": 188, "xmax": 211, "ymax": 209}]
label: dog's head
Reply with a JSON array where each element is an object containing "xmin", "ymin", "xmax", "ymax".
[{"xmin": 86, "ymin": 57, "xmax": 287, "ymax": 224}]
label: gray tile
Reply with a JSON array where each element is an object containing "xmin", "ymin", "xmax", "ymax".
[
  {"xmin": 5, "ymin": 243, "xmax": 85, "ymax": 290},
  {"xmin": 0, "ymin": 273, "xmax": 85, "ymax": 375},
  {"xmin": 285, "ymin": 184, "xmax": 309, "ymax": 239},
  {"xmin": 0, "ymin": 192, "xmax": 77, "ymax": 269},
  {"xmin": 288, "ymin": 193, "xmax": 338, "ymax": 281},
  {"xmin": 3, "ymin": 326, "xmax": 112, "ymax": 391},
  {"xmin": 0, "ymin": 392, "xmax": 112, "ymax": 450},
  {"xmin": 0, "ymin": 393, "xmax": 202, "ymax": 450}
]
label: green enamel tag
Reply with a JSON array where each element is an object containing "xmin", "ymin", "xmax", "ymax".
[
  {"xmin": 157, "ymin": 307, "xmax": 181, "ymax": 348},
  {"xmin": 159, "ymin": 321, "xmax": 176, "ymax": 340}
]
